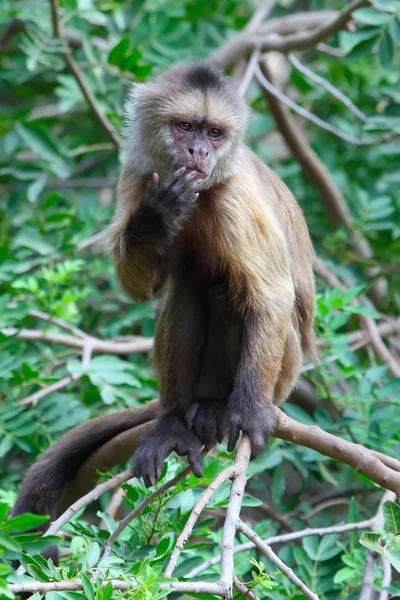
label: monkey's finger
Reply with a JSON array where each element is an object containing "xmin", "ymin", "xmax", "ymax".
[
  {"xmin": 185, "ymin": 402, "xmax": 199, "ymax": 429},
  {"xmin": 249, "ymin": 432, "xmax": 265, "ymax": 460},
  {"xmin": 188, "ymin": 450, "xmax": 203, "ymax": 478},
  {"xmin": 227, "ymin": 425, "xmax": 240, "ymax": 452},
  {"xmin": 216, "ymin": 419, "xmax": 226, "ymax": 444},
  {"xmin": 162, "ymin": 167, "xmax": 186, "ymax": 191}
]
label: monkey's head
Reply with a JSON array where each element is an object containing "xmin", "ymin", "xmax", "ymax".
[{"xmin": 124, "ymin": 62, "xmax": 250, "ymax": 188}]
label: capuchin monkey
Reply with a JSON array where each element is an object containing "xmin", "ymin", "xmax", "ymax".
[{"xmin": 12, "ymin": 62, "xmax": 315, "ymax": 547}]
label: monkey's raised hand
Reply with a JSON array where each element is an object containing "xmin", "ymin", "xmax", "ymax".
[
  {"xmin": 126, "ymin": 168, "xmax": 202, "ymax": 250},
  {"xmin": 132, "ymin": 415, "xmax": 203, "ymax": 488}
]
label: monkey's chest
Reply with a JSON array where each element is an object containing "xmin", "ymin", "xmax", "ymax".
[{"xmin": 175, "ymin": 212, "xmax": 225, "ymax": 278}]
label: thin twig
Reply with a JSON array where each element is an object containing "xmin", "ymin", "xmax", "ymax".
[
  {"xmin": 186, "ymin": 513, "xmax": 384, "ymax": 578},
  {"xmin": 99, "ymin": 465, "xmax": 194, "ymax": 568},
  {"xmin": 49, "ymin": 0, "xmax": 121, "ymax": 147},
  {"xmin": 237, "ymin": 49, "xmax": 261, "ymax": 98},
  {"xmin": 233, "ymin": 575, "xmax": 259, "ymax": 600},
  {"xmin": 237, "ymin": 520, "xmax": 319, "ymax": 600},
  {"xmin": 8, "ymin": 580, "xmax": 227, "ymax": 596},
  {"xmin": 45, "ymin": 468, "xmax": 134, "ymax": 536},
  {"xmin": 3, "ymin": 327, "xmax": 153, "ymax": 356},
  {"xmin": 256, "ymin": 65, "xmax": 394, "ymax": 147},
  {"xmin": 211, "ymin": 1, "xmax": 368, "ymax": 68},
  {"xmin": 164, "ymin": 465, "xmax": 236, "ymax": 577},
  {"xmin": 379, "ymin": 555, "xmax": 392, "ymax": 600},
  {"xmin": 288, "ymin": 54, "xmax": 369, "ymax": 123},
  {"xmin": 19, "ymin": 373, "xmax": 83, "ymax": 407},
  {"xmin": 220, "ymin": 436, "xmax": 251, "ymax": 591}
]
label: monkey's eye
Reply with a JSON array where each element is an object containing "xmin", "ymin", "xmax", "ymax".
[
  {"xmin": 208, "ymin": 128, "xmax": 222, "ymax": 139},
  {"xmin": 177, "ymin": 122, "xmax": 193, "ymax": 132}
]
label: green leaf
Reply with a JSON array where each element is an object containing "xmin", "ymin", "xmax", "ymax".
[
  {"xmin": 86, "ymin": 542, "xmax": 101, "ymax": 568},
  {"xmin": 81, "ymin": 573, "xmax": 95, "ymax": 600},
  {"xmin": 343, "ymin": 305, "xmax": 380, "ymax": 318},
  {"xmin": 383, "ymin": 501, "xmax": 400, "ymax": 535},
  {"xmin": 108, "ymin": 37, "xmax": 130, "ymax": 66},
  {"xmin": 0, "ymin": 513, "xmax": 49, "ymax": 533},
  {"xmin": 390, "ymin": 17, "xmax": 400, "ymax": 45},
  {"xmin": 360, "ymin": 532, "xmax": 383, "ymax": 554},
  {"xmin": 354, "ymin": 7, "xmax": 393, "ymax": 24},
  {"xmin": 379, "ymin": 30, "xmax": 394, "ymax": 66}
]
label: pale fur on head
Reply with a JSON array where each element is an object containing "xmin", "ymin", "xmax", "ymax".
[{"xmin": 123, "ymin": 62, "xmax": 250, "ymax": 190}]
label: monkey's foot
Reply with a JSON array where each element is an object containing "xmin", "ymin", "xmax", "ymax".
[
  {"xmin": 227, "ymin": 402, "xmax": 277, "ymax": 460},
  {"xmin": 185, "ymin": 398, "xmax": 228, "ymax": 446},
  {"xmin": 132, "ymin": 416, "xmax": 203, "ymax": 487}
]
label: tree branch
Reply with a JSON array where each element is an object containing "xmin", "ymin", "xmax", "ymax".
[
  {"xmin": 210, "ymin": 2, "xmax": 368, "ymax": 68},
  {"xmin": 259, "ymin": 57, "xmax": 386, "ymax": 305},
  {"xmin": 288, "ymin": 54, "xmax": 369, "ymax": 124},
  {"xmin": 237, "ymin": 520, "xmax": 319, "ymax": 600},
  {"xmin": 49, "ymin": 0, "xmax": 121, "ymax": 148}
]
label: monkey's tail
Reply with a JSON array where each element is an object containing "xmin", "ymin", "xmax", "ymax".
[{"xmin": 12, "ymin": 399, "xmax": 159, "ymax": 525}]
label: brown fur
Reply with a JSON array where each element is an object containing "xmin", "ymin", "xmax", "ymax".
[{"xmin": 12, "ymin": 63, "xmax": 315, "ymax": 541}]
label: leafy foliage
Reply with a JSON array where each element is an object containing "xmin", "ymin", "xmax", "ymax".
[{"xmin": 1, "ymin": 0, "xmax": 400, "ymax": 598}]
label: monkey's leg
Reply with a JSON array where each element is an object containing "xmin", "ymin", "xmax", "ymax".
[
  {"xmin": 273, "ymin": 326, "xmax": 302, "ymax": 405},
  {"xmin": 185, "ymin": 281, "xmax": 241, "ymax": 447},
  {"xmin": 226, "ymin": 308, "xmax": 291, "ymax": 459},
  {"xmin": 132, "ymin": 274, "xmax": 208, "ymax": 487}
]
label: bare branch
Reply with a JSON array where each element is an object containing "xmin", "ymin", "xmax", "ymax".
[
  {"xmin": 237, "ymin": 49, "xmax": 261, "ymax": 98},
  {"xmin": 220, "ymin": 436, "xmax": 251, "ymax": 591},
  {"xmin": 237, "ymin": 520, "xmax": 319, "ymax": 600},
  {"xmin": 233, "ymin": 575, "xmax": 259, "ymax": 600},
  {"xmin": 259, "ymin": 57, "xmax": 385, "ymax": 305},
  {"xmin": 314, "ymin": 259, "xmax": 400, "ymax": 378},
  {"xmin": 256, "ymin": 65, "xmax": 392, "ymax": 147},
  {"xmin": 210, "ymin": 2, "xmax": 367, "ymax": 68},
  {"xmin": 3, "ymin": 327, "xmax": 153, "ymax": 356},
  {"xmin": 288, "ymin": 54, "xmax": 369, "ymax": 123},
  {"xmin": 49, "ymin": 0, "xmax": 121, "ymax": 148},
  {"xmin": 164, "ymin": 465, "xmax": 236, "ymax": 577},
  {"xmin": 18, "ymin": 373, "xmax": 83, "ymax": 407},
  {"xmin": 8, "ymin": 580, "xmax": 227, "ymax": 597}
]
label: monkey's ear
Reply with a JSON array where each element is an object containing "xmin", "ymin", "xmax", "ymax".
[{"xmin": 127, "ymin": 81, "xmax": 154, "ymax": 103}]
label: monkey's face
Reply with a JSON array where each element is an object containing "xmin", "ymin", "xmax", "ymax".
[
  {"xmin": 125, "ymin": 63, "xmax": 250, "ymax": 186},
  {"xmin": 168, "ymin": 119, "xmax": 226, "ymax": 182}
]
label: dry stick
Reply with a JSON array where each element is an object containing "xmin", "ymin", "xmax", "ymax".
[
  {"xmin": 275, "ymin": 409, "xmax": 400, "ymax": 496},
  {"xmin": 19, "ymin": 372, "xmax": 84, "ymax": 407},
  {"xmin": 8, "ymin": 580, "xmax": 226, "ymax": 597},
  {"xmin": 258, "ymin": 58, "xmax": 385, "ymax": 306},
  {"xmin": 255, "ymin": 65, "xmax": 391, "ymax": 147},
  {"xmin": 49, "ymin": 0, "xmax": 121, "ymax": 148},
  {"xmin": 314, "ymin": 259, "xmax": 400, "ymax": 378},
  {"xmin": 99, "ymin": 487, "xmax": 125, "ymax": 529},
  {"xmin": 359, "ymin": 553, "xmax": 376, "ymax": 600},
  {"xmin": 164, "ymin": 465, "xmax": 236, "ymax": 577},
  {"xmin": 237, "ymin": 49, "xmax": 261, "ymax": 98},
  {"xmin": 28, "ymin": 309, "xmax": 90, "ymax": 339},
  {"xmin": 220, "ymin": 436, "xmax": 251, "ymax": 592},
  {"xmin": 233, "ymin": 575, "xmax": 259, "ymax": 600},
  {"xmin": 99, "ymin": 464, "xmax": 194, "ymax": 567},
  {"xmin": 379, "ymin": 555, "xmax": 392, "ymax": 600},
  {"xmin": 3, "ymin": 328, "xmax": 153, "ymax": 356},
  {"xmin": 45, "ymin": 468, "xmax": 133, "ymax": 537},
  {"xmin": 186, "ymin": 515, "xmax": 384, "ymax": 579},
  {"xmin": 288, "ymin": 54, "xmax": 369, "ymax": 123},
  {"xmin": 237, "ymin": 520, "xmax": 319, "ymax": 600},
  {"xmin": 210, "ymin": 0, "xmax": 367, "ymax": 68}
]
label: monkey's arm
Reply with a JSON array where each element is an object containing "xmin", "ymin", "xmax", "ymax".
[{"xmin": 106, "ymin": 167, "xmax": 201, "ymax": 302}]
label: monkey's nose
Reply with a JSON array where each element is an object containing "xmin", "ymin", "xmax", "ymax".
[{"xmin": 188, "ymin": 147, "xmax": 209, "ymax": 159}]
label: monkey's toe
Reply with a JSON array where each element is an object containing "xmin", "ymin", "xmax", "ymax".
[
  {"xmin": 186, "ymin": 398, "xmax": 228, "ymax": 446},
  {"xmin": 132, "ymin": 415, "xmax": 203, "ymax": 487},
  {"xmin": 227, "ymin": 402, "xmax": 277, "ymax": 459}
]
